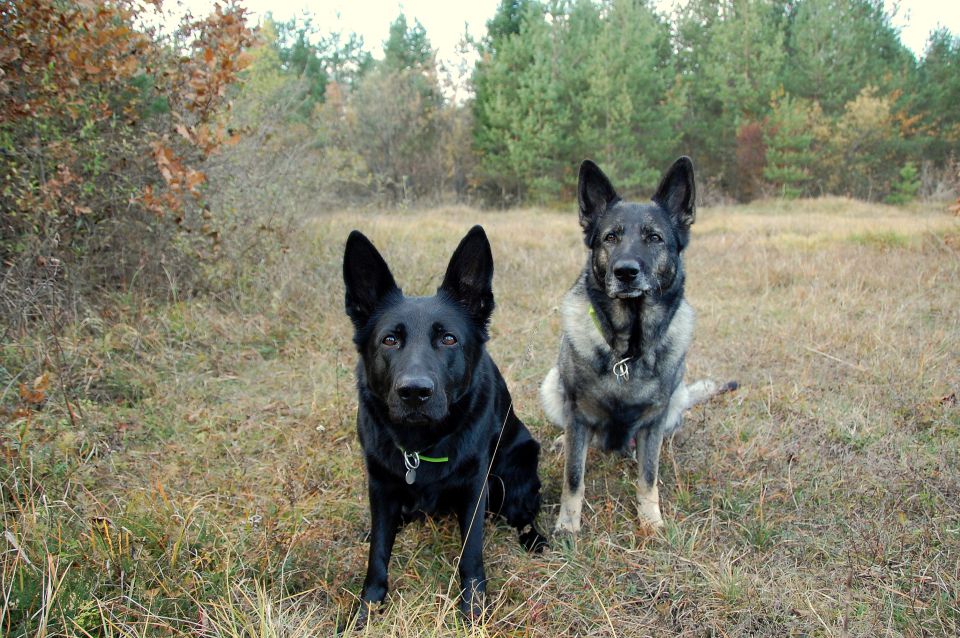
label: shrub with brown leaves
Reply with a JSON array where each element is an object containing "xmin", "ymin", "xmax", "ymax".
[{"xmin": 0, "ymin": 0, "xmax": 254, "ymax": 329}]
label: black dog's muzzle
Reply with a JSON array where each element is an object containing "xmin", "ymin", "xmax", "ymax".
[{"xmin": 396, "ymin": 374, "xmax": 435, "ymax": 406}]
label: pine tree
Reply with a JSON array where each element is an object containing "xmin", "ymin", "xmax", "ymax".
[
  {"xmin": 383, "ymin": 14, "xmax": 433, "ymax": 72},
  {"xmin": 909, "ymin": 29, "xmax": 960, "ymax": 165},
  {"xmin": 274, "ymin": 17, "xmax": 329, "ymax": 115},
  {"xmin": 676, "ymin": 0, "xmax": 786, "ymax": 193},
  {"xmin": 764, "ymin": 92, "xmax": 816, "ymax": 198},
  {"xmin": 784, "ymin": 0, "xmax": 912, "ymax": 116},
  {"xmin": 885, "ymin": 162, "xmax": 920, "ymax": 205},
  {"xmin": 472, "ymin": 1, "xmax": 567, "ymax": 203},
  {"xmin": 577, "ymin": 0, "xmax": 679, "ymax": 195},
  {"xmin": 473, "ymin": 0, "xmax": 684, "ymax": 203}
]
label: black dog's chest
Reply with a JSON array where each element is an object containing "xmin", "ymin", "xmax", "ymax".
[
  {"xmin": 396, "ymin": 481, "xmax": 474, "ymax": 519},
  {"xmin": 367, "ymin": 451, "xmax": 483, "ymax": 516}
]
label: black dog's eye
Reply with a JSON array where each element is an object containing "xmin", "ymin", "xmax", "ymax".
[
  {"xmin": 649, "ymin": 233, "xmax": 663, "ymax": 243},
  {"xmin": 603, "ymin": 232, "xmax": 618, "ymax": 243},
  {"xmin": 381, "ymin": 335, "xmax": 399, "ymax": 348},
  {"xmin": 440, "ymin": 333, "xmax": 458, "ymax": 346}
]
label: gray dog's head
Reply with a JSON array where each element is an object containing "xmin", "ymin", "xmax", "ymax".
[{"xmin": 577, "ymin": 158, "xmax": 696, "ymax": 300}]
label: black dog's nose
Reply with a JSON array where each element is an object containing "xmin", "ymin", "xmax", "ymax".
[
  {"xmin": 396, "ymin": 376, "xmax": 434, "ymax": 405},
  {"xmin": 613, "ymin": 260, "xmax": 641, "ymax": 282}
]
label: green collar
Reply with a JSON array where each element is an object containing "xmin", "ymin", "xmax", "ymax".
[
  {"xmin": 399, "ymin": 447, "xmax": 448, "ymax": 463},
  {"xmin": 588, "ymin": 303, "xmax": 603, "ymax": 335},
  {"xmin": 413, "ymin": 453, "xmax": 448, "ymax": 463},
  {"xmin": 400, "ymin": 447, "xmax": 447, "ymax": 485}
]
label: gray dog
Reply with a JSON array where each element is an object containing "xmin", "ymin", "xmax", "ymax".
[{"xmin": 540, "ymin": 158, "xmax": 735, "ymax": 533}]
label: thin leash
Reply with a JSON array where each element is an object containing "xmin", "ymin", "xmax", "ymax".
[
  {"xmin": 446, "ymin": 308, "xmax": 551, "ymax": 608},
  {"xmin": 441, "ymin": 399, "xmax": 513, "ymax": 615}
]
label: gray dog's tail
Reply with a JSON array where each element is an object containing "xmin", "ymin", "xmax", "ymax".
[
  {"xmin": 685, "ymin": 379, "xmax": 738, "ymax": 408},
  {"xmin": 665, "ymin": 378, "xmax": 739, "ymax": 436},
  {"xmin": 539, "ymin": 367, "xmax": 565, "ymax": 428}
]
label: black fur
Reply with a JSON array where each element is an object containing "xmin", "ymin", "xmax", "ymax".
[{"xmin": 342, "ymin": 226, "xmax": 546, "ymax": 626}]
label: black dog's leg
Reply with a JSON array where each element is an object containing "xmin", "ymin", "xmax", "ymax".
[
  {"xmin": 490, "ymin": 435, "xmax": 548, "ymax": 552},
  {"xmin": 635, "ymin": 426, "xmax": 665, "ymax": 528},
  {"xmin": 455, "ymin": 480, "xmax": 488, "ymax": 619},
  {"xmin": 555, "ymin": 407, "xmax": 590, "ymax": 534},
  {"xmin": 355, "ymin": 480, "xmax": 402, "ymax": 625}
]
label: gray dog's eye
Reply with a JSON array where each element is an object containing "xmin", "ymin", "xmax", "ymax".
[
  {"xmin": 603, "ymin": 232, "xmax": 618, "ymax": 243},
  {"xmin": 382, "ymin": 335, "xmax": 399, "ymax": 347},
  {"xmin": 649, "ymin": 233, "xmax": 663, "ymax": 243}
]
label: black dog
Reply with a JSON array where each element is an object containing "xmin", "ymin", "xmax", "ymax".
[{"xmin": 342, "ymin": 225, "xmax": 547, "ymax": 624}]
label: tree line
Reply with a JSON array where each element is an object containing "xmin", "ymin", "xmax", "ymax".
[
  {"xmin": 3, "ymin": 1, "xmax": 958, "ymax": 325},
  {"xmin": 237, "ymin": 0, "xmax": 959, "ymax": 207}
]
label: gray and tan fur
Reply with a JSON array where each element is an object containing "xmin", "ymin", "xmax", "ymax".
[{"xmin": 540, "ymin": 157, "xmax": 735, "ymax": 533}]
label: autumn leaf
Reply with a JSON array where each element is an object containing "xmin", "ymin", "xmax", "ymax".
[
  {"xmin": 185, "ymin": 169, "xmax": 206, "ymax": 193},
  {"xmin": 175, "ymin": 123, "xmax": 193, "ymax": 143},
  {"xmin": 19, "ymin": 372, "xmax": 49, "ymax": 406}
]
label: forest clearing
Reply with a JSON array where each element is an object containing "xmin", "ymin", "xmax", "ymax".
[
  {"xmin": 4, "ymin": 200, "xmax": 958, "ymax": 636},
  {"xmin": 3, "ymin": 1, "xmax": 960, "ymax": 635}
]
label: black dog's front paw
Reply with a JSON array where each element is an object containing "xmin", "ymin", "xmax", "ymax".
[
  {"xmin": 458, "ymin": 580, "xmax": 487, "ymax": 622},
  {"xmin": 458, "ymin": 597, "xmax": 486, "ymax": 622},
  {"xmin": 518, "ymin": 524, "xmax": 549, "ymax": 552},
  {"xmin": 337, "ymin": 600, "xmax": 375, "ymax": 634}
]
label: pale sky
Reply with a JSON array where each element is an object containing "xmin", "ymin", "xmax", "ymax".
[{"xmin": 164, "ymin": 0, "xmax": 960, "ymax": 66}]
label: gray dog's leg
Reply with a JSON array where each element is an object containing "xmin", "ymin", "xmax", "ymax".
[
  {"xmin": 555, "ymin": 409, "xmax": 589, "ymax": 534},
  {"xmin": 635, "ymin": 427, "xmax": 665, "ymax": 528}
]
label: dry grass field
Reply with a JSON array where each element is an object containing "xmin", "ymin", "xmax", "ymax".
[{"xmin": 2, "ymin": 198, "xmax": 958, "ymax": 636}]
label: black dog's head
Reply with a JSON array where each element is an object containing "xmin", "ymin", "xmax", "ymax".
[
  {"xmin": 578, "ymin": 157, "xmax": 696, "ymax": 300},
  {"xmin": 343, "ymin": 226, "xmax": 495, "ymax": 427}
]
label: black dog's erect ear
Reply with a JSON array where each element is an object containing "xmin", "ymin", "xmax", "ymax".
[
  {"xmin": 653, "ymin": 156, "xmax": 696, "ymax": 236},
  {"xmin": 439, "ymin": 225, "xmax": 495, "ymax": 332},
  {"xmin": 343, "ymin": 231, "xmax": 400, "ymax": 332},
  {"xmin": 578, "ymin": 160, "xmax": 619, "ymax": 240}
]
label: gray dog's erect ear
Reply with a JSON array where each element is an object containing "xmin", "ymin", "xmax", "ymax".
[
  {"xmin": 343, "ymin": 231, "xmax": 400, "ymax": 332},
  {"xmin": 653, "ymin": 156, "xmax": 696, "ymax": 229},
  {"xmin": 439, "ymin": 225, "xmax": 495, "ymax": 333},
  {"xmin": 578, "ymin": 160, "xmax": 619, "ymax": 238}
]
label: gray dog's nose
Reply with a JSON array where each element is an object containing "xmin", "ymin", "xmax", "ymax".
[
  {"xmin": 396, "ymin": 376, "xmax": 434, "ymax": 405},
  {"xmin": 613, "ymin": 260, "xmax": 641, "ymax": 282}
]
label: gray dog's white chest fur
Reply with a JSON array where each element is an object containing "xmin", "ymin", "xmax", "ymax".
[{"xmin": 540, "ymin": 274, "xmax": 695, "ymax": 430}]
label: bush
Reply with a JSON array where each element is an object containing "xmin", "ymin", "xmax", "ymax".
[{"xmin": 0, "ymin": 0, "xmax": 255, "ymax": 330}]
